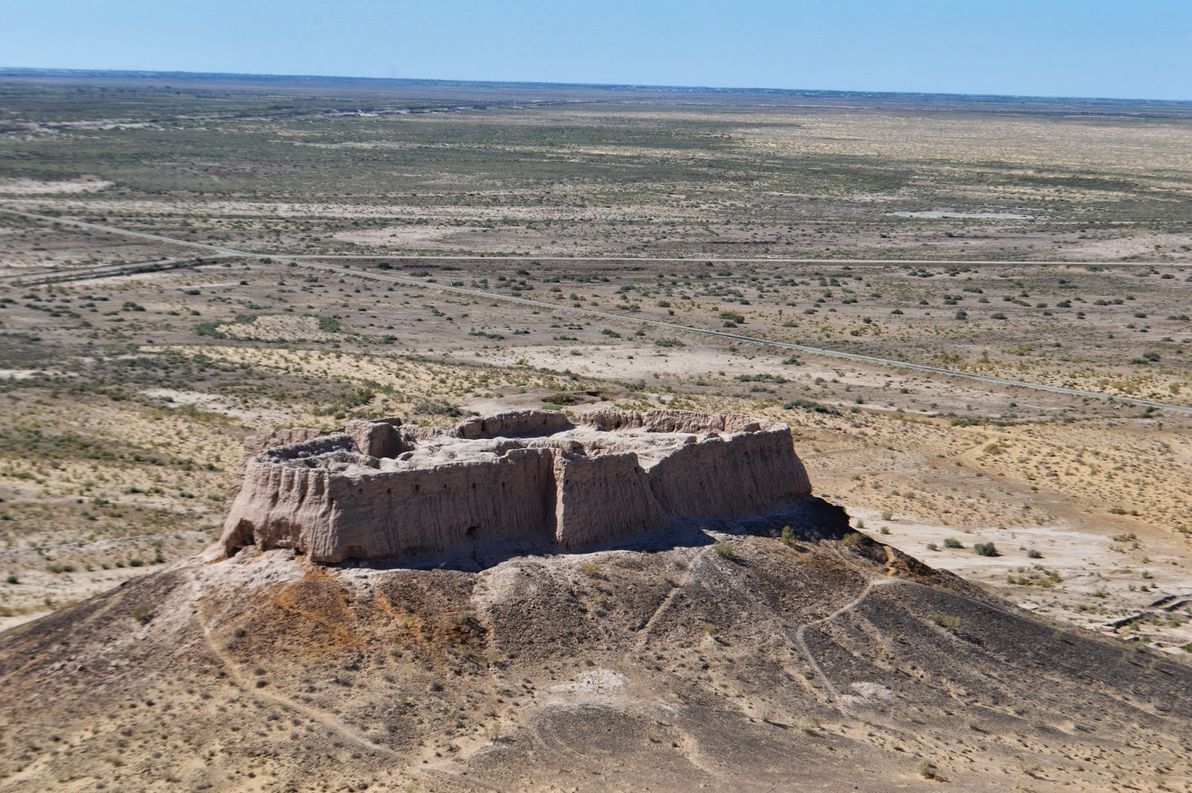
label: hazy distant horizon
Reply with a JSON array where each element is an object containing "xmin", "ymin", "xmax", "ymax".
[{"xmin": 4, "ymin": 65, "xmax": 1190, "ymax": 107}]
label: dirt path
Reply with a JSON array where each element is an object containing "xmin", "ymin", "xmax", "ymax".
[
  {"xmin": 630, "ymin": 547, "xmax": 710, "ymax": 655},
  {"xmin": 189, "ymin": 575, "xmax": 396, "ymax": 758},
  {"xmin": 794, "ymin": 577, "xmax": 900, "ymax": 709},
  {"xmin": 5, "ymin": 205, "xmax": 1191, "ymax": 416}
]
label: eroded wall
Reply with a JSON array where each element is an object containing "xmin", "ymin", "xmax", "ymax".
[{"xmin": 221, "ymin": 410, "xmax": 814, "ymax": 564}]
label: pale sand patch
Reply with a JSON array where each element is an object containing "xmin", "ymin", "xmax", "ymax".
[
  {"xmin": 1055, "ymin": 232, "xmax": 1191, "ymax": 260},
  {"xmin": 852, "ymin": 508, "xmax": 1192, "ymax": 651},
  {"xmin": 0, "ymin": 176, "xmax": 112, "ymax": 195},
  {"xmin": 333, "ymin": 225, "xmax": 487, "ymax": 248},
  {"xmin": 215, "ymin": 315, "xmax": 339, "ymax": 342},
  {"xmin": 140, "ymin": 388, "xmax": 289, "ymax": 423},
  {"xmin": 0, "ymin": 369, "xmax": 45, "ymax": 380}
]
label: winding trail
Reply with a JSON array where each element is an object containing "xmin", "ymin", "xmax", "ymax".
[
  {"xmin": 794, "ymin": 577, "xmax": 900, "ymax": 709},
  {"xmin": 630, "ymin": 547, "xmax": 710, "ymax": 655},
  {"xmin": 4, "ymin": 205, "xmax": 1191, "ymax": 415}
]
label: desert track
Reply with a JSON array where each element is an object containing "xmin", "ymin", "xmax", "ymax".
[{"xmin": 4, "ymin": 205, "xmax": 1191, "ymax": 416}]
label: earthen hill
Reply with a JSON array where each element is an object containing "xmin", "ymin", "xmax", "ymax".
[{"xmin": 221, "ymin": 409, "xmax": 813, "ymax": 563}]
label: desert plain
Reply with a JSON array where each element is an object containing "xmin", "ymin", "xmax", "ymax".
[{"xmin": 0, "ymin": 71, "xmax": 1190, "ymax": 790}]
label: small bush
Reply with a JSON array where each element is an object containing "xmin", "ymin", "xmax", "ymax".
[
  {"xmin": 943, "ymin": 537, "xmax": 964, "ymax": 549},
  {"xmin": 973, "ymin": 542, "xmax": 999, "ymax": 557},
  {"xmin": 713, "ymin": 540, "xmax": 738, "ymax": 560},
  {"xmin": 930, "ymin": 613, "xmax": 962, "ymax": 631}
]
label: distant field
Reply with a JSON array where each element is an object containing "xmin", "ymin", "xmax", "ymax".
[{"xmin": 0, "ymin": 72, "xmax": 1189, "ymax": 652}]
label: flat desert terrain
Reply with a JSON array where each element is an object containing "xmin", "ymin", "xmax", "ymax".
[{"xmin": 0, "ymin": 72, "xmax": 1190, "ymax": 791}]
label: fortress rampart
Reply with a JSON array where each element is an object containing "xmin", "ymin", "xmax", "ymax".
[{"xmin": 220, "ymin": 409, "xmax": 813, "ymax": 563}]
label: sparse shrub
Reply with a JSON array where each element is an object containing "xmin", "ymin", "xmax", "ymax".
[
  {"xmin": 840, "ymin": 532, "xmax": 866, "ymax": 549},
  {"xmin": 930, "ymin": 613, "xmax": 962, "ymax": 631},
  {"xmin": 943, "ymin": 537, "xmax": 964, "ymax": 549},
  {"xmin": 1027, "ymin": 548, "xmax": 1043, "ymax": 559},
  {"xmin": 972, "ymin": 542, "xmax": 999, "ymax": 557},
  {"xmin": 783, "ymin": 398, "xmax": 838, "ymax": 415},
  {"xmin": 917, "ymin": 760, "xmax": 944, "ymax": 780},
  {"xmin": 412, "ymin": 400, "xmax": 463, "ymax": 417},
  {"xmin": 713, "ymin": 539, "xmax": 738, "ymax": 560}
]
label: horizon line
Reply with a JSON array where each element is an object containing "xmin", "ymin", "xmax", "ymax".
[{"xmin": 2, "ymin": 65, "xmax": 1190, "ymax": 106}]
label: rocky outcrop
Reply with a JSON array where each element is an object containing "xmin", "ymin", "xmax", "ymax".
[{"xmin": 221, "ymin": 409, "xmax": 813, "ymax": 564}]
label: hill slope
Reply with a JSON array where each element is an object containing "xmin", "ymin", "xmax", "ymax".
[{"xmin": 0, "ymin": 512, "xmax": 1189, "ymax": 792}]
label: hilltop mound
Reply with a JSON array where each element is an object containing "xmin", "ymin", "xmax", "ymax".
[{"xmin": 0, "ymin": 411, "xmax": 1189, "ymax": 791}]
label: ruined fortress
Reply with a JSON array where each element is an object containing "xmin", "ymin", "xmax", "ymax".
[{"xmin": 221, "ymin": 409, "xmax": 813, "ymax": 564}]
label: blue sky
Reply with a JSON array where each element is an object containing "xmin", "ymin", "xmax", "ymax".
[{"xmin": 3, "ymin": 0, "xmax": 1191, "ymax": 100}]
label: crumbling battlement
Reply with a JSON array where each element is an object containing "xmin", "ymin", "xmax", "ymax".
[{"xmin": 220, "ymin": 409, "xmax": 813, "ymax": 564}]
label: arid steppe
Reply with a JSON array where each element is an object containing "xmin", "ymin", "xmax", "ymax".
[{"xmin": 0, "ymin": 72, "xmax": 1190, "ymax": 791}]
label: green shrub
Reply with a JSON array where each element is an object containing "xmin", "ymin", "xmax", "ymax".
[{"xmin": 973, "ymin": 542, "xmax": 999, "ymax": 557}]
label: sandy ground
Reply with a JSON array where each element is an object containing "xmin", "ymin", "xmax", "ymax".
[{"xmin": 0, "ymin": 176, "xmax": 111, "ymax": 195}]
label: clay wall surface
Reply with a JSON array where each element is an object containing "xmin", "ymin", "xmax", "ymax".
[
  {"xmin": 241, "ymin": 427, "xmax": 328, "ymax": 460},
  {"xmin": 453, "ymin": 410, "xmax": 574, "ymax": 439},
  {"xmin": 313, "ymin": 449, "xmax": 556, "ymax": 562},
  {"xmin": 645, "ymin": 428, "xmax": 811, "ymax": 517},
  {"xmin": 552, "ymin": 451, "xmax": 669, "ymax": 548}
]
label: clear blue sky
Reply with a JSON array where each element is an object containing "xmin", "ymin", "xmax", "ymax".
[{"xmin": 3, "ymin": 0, "xmax": 1191, "ymax": 100}]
